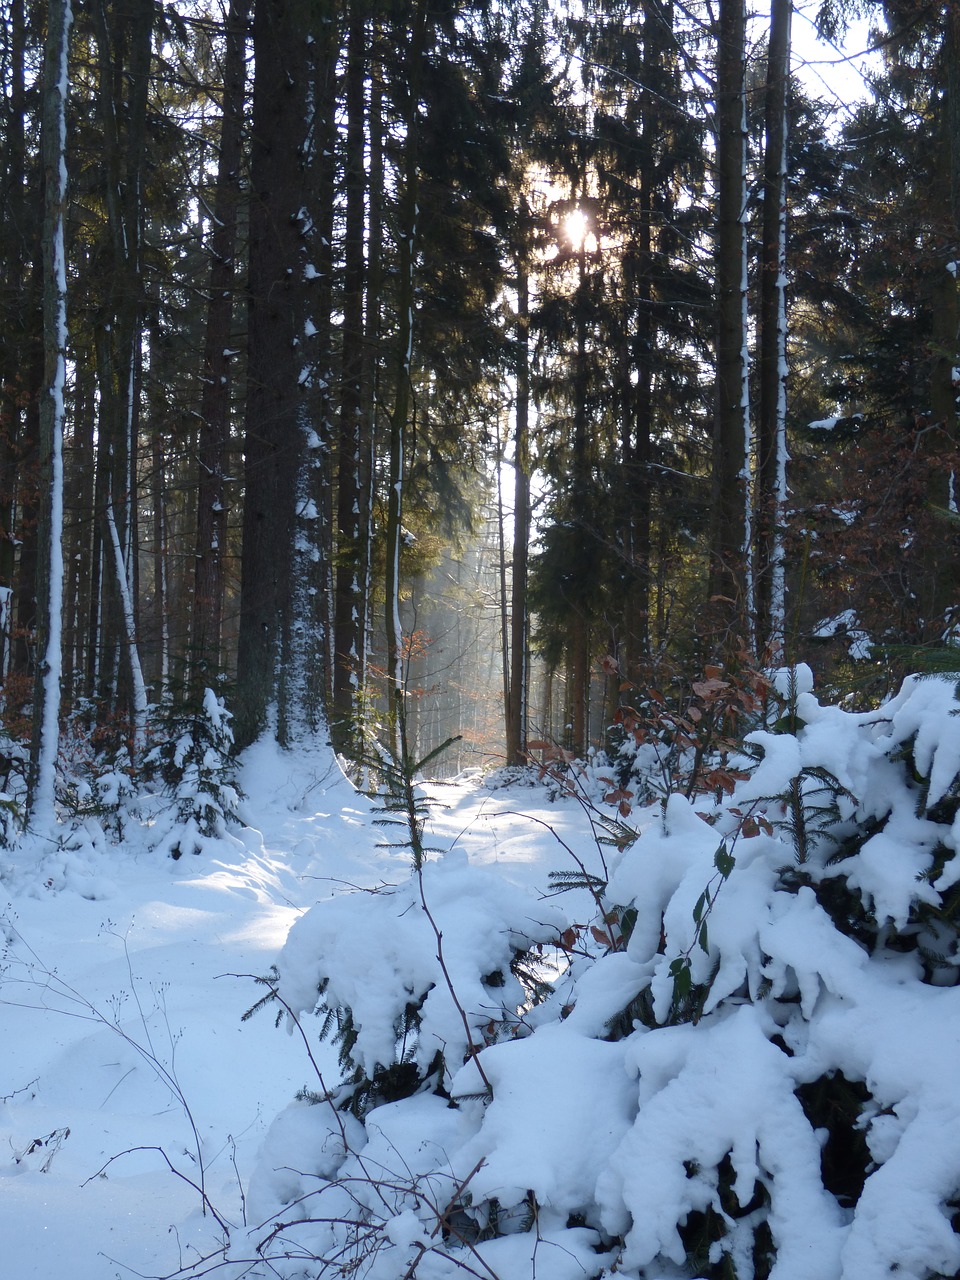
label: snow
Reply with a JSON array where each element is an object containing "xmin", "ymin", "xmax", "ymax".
[
  {"xmin": 450, "ymin": 1025, "xmax": 635, "ymax": 1217},
  {"xmin": 601, "ymin": 1006, "xmax": 846, "ymax": 1277},
  {"xmin": 5, "ymin": 675, "xmax": 960, "ymax": 1278},
  {"xmin": 813, "ymin": 608, "xmax": 874, "ymax": 660}
]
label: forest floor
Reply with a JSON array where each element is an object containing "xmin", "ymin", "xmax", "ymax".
[{"xmin": 0, "ymin": 741, "xmax": 599, "ymax": 1280}]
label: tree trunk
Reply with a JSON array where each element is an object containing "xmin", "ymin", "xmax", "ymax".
[
  {"xmin": 105, "ymin": 491, "xmax": 147, "ymax": 757},
  {"xmin": 63, "ymin": 360, "xmax": 95, "ymax": 707},
  {"xmin": 922, "ymin": 0, "xmax": 960, "ymax": 638},
  {"xmin": 709, "ymin": 0, "xmax": 752, "ymax": 648},
  {"xmin": 28, "ymin": 0, "xmax": 73, "ymax": 823},
  {"xmin": 236, "ymin": 0, "xmax": 329, "ymax": 748},
  {"xmin": 0, "ymin": 0, "xmax": 28, "ymax": 677},
  {"xmin": 14, "ymin": 313, "xmax": 41, "ymax": 678},
  {"xmin": 90, "ymin": 0, "xmax": 153, "ymax": 725},
  {"xmin": 621, "ymin": 270, "xmax": 650, "ymax": 678},
  {"xmin": 620, "ymin": 0, "xmax": 670, "ymax": 683},
  {"xmin": 384, "ymin": 0, "xmax": 428, "ymax": 756},
  {"xmin": 506, "ymin": 254, "xmax": 530, "ymax": 766},
  {"xmin": 193, "ymin": 0, "xmax": 249, "ymax": 687},
  {"xmin": 291, "ymin": 0, "xmax": 338, "ymax": 730},
  {"xmin": 358, "ymin": 52, "xmax": 383, "ymax": 707},
  {"xmin": 570, "ymin": 241, "xmax": 590, "ymax": 757},
  {"xmin": 756, "ymin": 0, "xmax": 791, "ymax": 657},
  {"xmin": 332, "ymin": 0, "xmax": 367, "ymax": 752},
  {"xmin": 151, "ymin": 413, "xmax": 169, "ymax": 695}
]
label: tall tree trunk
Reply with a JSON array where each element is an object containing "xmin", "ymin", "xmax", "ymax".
[
  {"xmin": 496, "ymin": 447, "xmax": 511, "ymax": 746},
  {"xmin": 14, "ymin": 312, "xmax": 41, "ymax": 678},
  {"xmin": 384, "ymin": 0, "xmax": 428, "ymax": 756},
  {"xmin": 105, "ymin": 490, "xmax": 147, "ymax": 757},
  {"xmin": 332, "ymin": 0, "xmax": 367, "ymax": 752},
  {"xmin": 11, "ymin": 90, "xmax": 43, "ymax": 684},
  {"xmin": 28, "ymin": 0, "xmax": 73, "ymax": 823},
  {"xmin": 620, "ymin": 0, "xmax": 670, "ymax": 683},
  {"xmin": 621, "ymin": 269, "xmax": 650, "ymax": 678},
  {"xmin": 193, "ymin": 0, "xmax": 249, "ymax": 688},
  {"xmin": 88, "ymin": 398, "xmax": 109, "ymax": 698},
  {"xmin": 295, "ymin": 0, "xmax": 338, "ymax": 729},
  {"xmin": 923, "ymin": 0, "xmax": 960, "ymax": 638},
  {"xmin": 151, "ymin": 412, "xmax": 169, "ymax": 695},
  {"xmin": 358, "ymin": 54, "xmax": 383, "ymax": 708},
  {"xmin": 0, "ymin": 0, "xmax": 28, "ymax": 677},
  {"xmin": 709, "ymin": 0, "xmax": 752, "ymax": 649},
  {"xmin": 63, "ymin": 359, "xmax": 94, "ymax": 707},
  {"xmin": 236, "ymin": 0, "xmax": 329, "ymax": 748},
  {"xmin": 570, "ymin": 240, "xmax": 590, "ymax": 758},
  {"xmin": 756, "ymin": 0, "xmax": 791, "ymax": 658},
  {"xmin": 506, "ymin": 253, "xmax": 530, "ymax": 766},
  {"xmin": 90, "ymin": 0, "xmax": 153, "ymax": 725}
]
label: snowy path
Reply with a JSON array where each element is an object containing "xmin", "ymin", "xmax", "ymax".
[{"xmin": 0, "ymin": 749, "xmax": 597, "ymax": 1280}]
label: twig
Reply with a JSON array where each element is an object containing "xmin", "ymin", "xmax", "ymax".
[
  {"xmin": 83, "ymin": 1146, "xmax": 231, "ymax": 1235},
  {"xmin": 218, "ymin": 971, "xmax": 351, "ymax": 1150},
  {"xmin": 415, "ymin": 866, "xmax": 492, "ymax": 1093},
  {"xmin": 499, "ymin": 809, "xmax": 609, "ymax": 920}
]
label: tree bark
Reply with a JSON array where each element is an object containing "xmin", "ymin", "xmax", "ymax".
[
  {"xmin": 332, "ymin": 0, "xmax": 368, "ymax": 752},
  {"xmin": 0, "ymin": 0, "xmax": 28, "ymax": 677},
  {"xmin": 357, "ymin": 52, "xmax": 383, "ymax": 709},
  {"xmin": 63, "ymin": 359, "xmax": 94, "ymax": 707},
  {"xmin": 193, "ymin": 0, "xmax": 249, "ymax": 687},
  {"xmin": 90, "ymin": 0, "xmax": 154, "ymax": 722},
  {"xmin": 384, "ymin": 0, "xmax": 428, "ymax": 756},
  {"xmin": 756, "ymin": 0, "xmax": 791, "ymax": 657},
  {"xmin": 570, "ymin": 240, "xmax": 590, "ymax": 757},
  {"xmin": 709, "ymin": 0, "xmax": 752, "ymax": 648},
  {"xmin": 506, "ymin": 252, "xmax": 530, "ymax": 766},
  {"xmin": 236, "ymin": 0, "xmax": 330, "ymax": 748},
  {"xmin": 293, "ymin": 0, "xmax": 338, "ymax": 729},
  {"xmin": 28, "ymin": 0, "xmax": 73, "ymax": 822}
]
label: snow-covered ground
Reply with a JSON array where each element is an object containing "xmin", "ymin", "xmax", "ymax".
[
  {"xmin": 0, "ymin": 740, "xmax": 600, "ymax": 1280},
  {"xmin": 5, "ymin": 671, "xmax": 960, "ymax": 1280}
]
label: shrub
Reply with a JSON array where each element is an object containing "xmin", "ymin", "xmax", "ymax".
[
  {"xmin": 240, "ymin": 668, "xmax": 960, "ymax": 1280},
  {"xmin": 144, "ymin": 688, "xmax": 241, "ymax": 858}
]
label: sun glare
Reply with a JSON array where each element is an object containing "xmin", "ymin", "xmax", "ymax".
[{"xmin": 563, "ymin": 208, "xmax": 591, "ymax": 251}]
